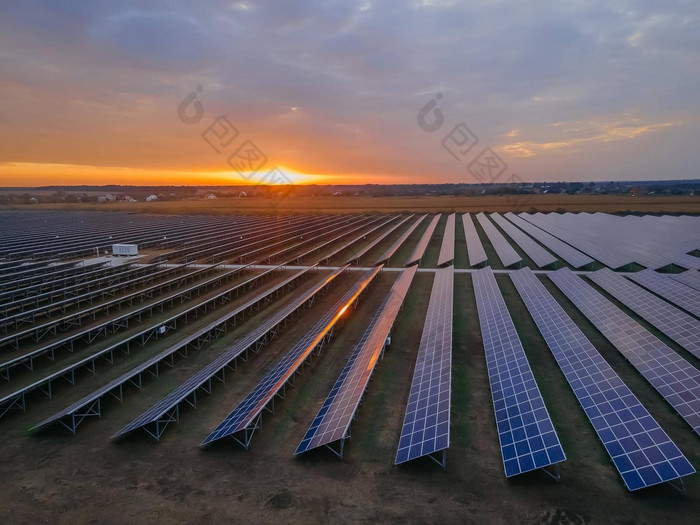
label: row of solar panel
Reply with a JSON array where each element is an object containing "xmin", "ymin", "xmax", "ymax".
[
  {"xmin": 21, "ymin": 258, "xmax": 697, "ymax": 491},
  {"xmin": 1, "ymin": 210, "xmax": 698, "ymax": 492}
]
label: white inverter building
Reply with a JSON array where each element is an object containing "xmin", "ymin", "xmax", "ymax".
[{"xmin": 112, "ymin": 244, "xmax": 138, "ymax": 256}]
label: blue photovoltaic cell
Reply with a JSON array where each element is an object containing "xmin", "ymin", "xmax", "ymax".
[
  {"xmin": 511, "ymin": 268, "xmax": 695, "ymax": 490},
  {"xmin": 587, "ymin": 268, "xmax": 700, "ymax": 359},
  {"xmin": 295, "ymin": 265, "xmax": 417, "ymax": 456},
  {"xmin": 395, "ymin": 266, "xmax": 453, "ymax": 465},
  {"xmin": 472, "ymin": 266, "xmax": 566, "ymax": 477},
  {"xmin": 627, "ymin": 269, "xmax": 700, "ymax": 318},
  {"xmin": 200, "ymin": 266, "xmax": 381, "ymax": 447},
  {"xmin": 112, "ymin": 266, "xmax": 346, "ymax": 441},
  {"xmin": 668, "ymin": 270, "xmax": 700, "ymax": 292},
  {"xmin": 548, "ymin": 268, "xmax": 700, "ymax": 435}
]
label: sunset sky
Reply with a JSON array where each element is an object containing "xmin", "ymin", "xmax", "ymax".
[{"xmin": 1, "ymin": 1, "xmax": 698, "ymax": 186}]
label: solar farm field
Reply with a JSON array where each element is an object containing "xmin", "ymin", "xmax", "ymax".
[{"xmin": 1, "ymin": 209, "xmax": 699, "ymax": 523}]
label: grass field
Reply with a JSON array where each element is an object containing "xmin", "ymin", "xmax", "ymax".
[{"xmin": 2, "ymin": 193, "xmax": 700, "ymax": 214}]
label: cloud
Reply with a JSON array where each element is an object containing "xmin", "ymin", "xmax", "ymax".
[
  {"xmin": 0, "ymin": 0, "xmax": 698, "ymax": 184},
  {"xmin": 497, "ymin": 115, "xmax": 685, "ymax": 158}
]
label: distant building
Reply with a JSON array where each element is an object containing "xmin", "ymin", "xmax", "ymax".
[
  {"xmin": 146, "ymin": 194, "xmax": 158, "ymax": 202},
  {"xmin": 98, "ymin": 194, "xmax": 116, "ymax": 203},
  {"xmin": 205, "ymin": 193, "xmax": 217, "ymax": 200},
  {"xmin": 238, "ymin": 191, "xmax": 247, "ymax": 198}
]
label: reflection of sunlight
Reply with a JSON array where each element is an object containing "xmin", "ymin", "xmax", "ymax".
[
  {"xmin": 366, "ymin": 348, "xmax": 380, "ymax": 371},
  {"xmin": 0, "ymin": 161, "xmax": 359, "ymax": 186},
  {"xmin": 220, "ymin": 166, "xmax": 336, "ymax": 185}
]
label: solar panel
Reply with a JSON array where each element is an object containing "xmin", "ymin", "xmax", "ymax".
[
  {"xmin": 490, "ymin": 213, "xmax": 557, "ymax": 268},
  {"xmin": 520, "ymin": 213, "xmax": 632, "ymax": 269},
  {"xmin": 295, "ymin": 265, "xmax": 418, "ymax": 458},
  {"xmin": 668, "ymin": 270, "xmax": 700, "ymax": 292},
  {"xmin": 472, "ymin": 267, "xmax": 566, "ymax": 478},
  {"xmin": 475, "ymin": 213, "xmax": 522, "ymax": 268},
  {"xmin": 511, "ymin": 268, "xmax": 695, "ymax": 490},
  {"xmin": 200, "ymin": 266, "xmax": 382, "ymax": 449},
  {"xmin": 406, "ymin": 215, "xmax": 440, "ymax": 266},
  {"xmin": 345, "ymin": 215, "xmax": 412, "ymax": 264},
  {"xmin": 548, "ymin": 268, "xmax": 700, "ymax": 435},
  {"xmin": 556, "ymin": 212, "xmax": 700, "ymax": 271},
  {"xmin": 3, "ymin": 265, "xmax": 275, "ymax": 420},
  {"xmin": 461, "ymin": 213, "xmax": 488, "ymax": 267},
  {"xmin": 29, "ymin": 265, "xmax": 339, "ymax": 432},
  {"xmin": 376, "ymin": 215, "xmax": 427, "ymax": 265},
  {"xmin": 0, "ymin": 263, "xmax": 175, "ymax": 330},
  {"xmin": 587, "ymin": 269, "xmax": 700, "ymax": 359},
  {"xmin": 627, "ymin": 270, "xmax": 700, "ymax": 318},
  {"xmin": 321, "ymin": 216, "xmax": 397, "ymax": 263},
  {"xmin": 395, "ymin": 266, "xmax": 453, "ymax": 468},
  {"xmin": 437, "ymin": 213, "xmax": 455, "ymax": 267},
  {"xmin": 503, "ymin": 213, "xmax": 593, "ymax": 268},
  {"xmin": 112, "ymin": 266, "xmax": 348, "ymax": 441}
]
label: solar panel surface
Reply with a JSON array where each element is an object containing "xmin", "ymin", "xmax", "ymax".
[
  {"xmin": 200, "ymin": 266, "xmax": 382, "ymax": 447},
  {"xmin": 461, "ymin": 213, "xmax": 488, "ymax": 267},
  {"xmin": 519, "ymin": 213, "xmax": 631, "ymax": 269},
  {"xmin": 396, "ymin": 266, "xmax": 453, "ymax": 466},
  {"xmin": 112, "ymin": 266, "xmax": 348, "ymax": 440},
  {"xmin": 406, "ymin": 215, "xmax": 440, "ymax": 266},
  {"xmin": 511, "ymin": 268, "xmax": 695, "ymax": 490},
  {"xmin": 472, "ymin": 267, "xmax": 566, "ymax": 477},
  {"xmin": 627, "ymin": 270, "xmax": 700, "ymax": 318},
  {"xmin": 587, "ymin": 269, "xmax": 700, "ymax": 359},
  {"xmin": 475, "ymin": 213, "xmax": 522, "ymax": 268},
  {"xmin": 490, "ymin": 213, "xmax": 557, "ymax": 268},
  {"xmin": 437, "ymin": 213, "xmax": 455, "ymax": 267},
  {"xmin": 548, "ymin": 268, "xmax": 700, "ymax": 435},
  {"xmin": 295, "ymin": 265, "xmax": 418, "ymax": 456},
  {"xmin": 668, "ymin": 270, "xmax": 700, "ymax": 292},
  {"xmin": 503, "ymin": 213, "xmax": 594, "ymax": 268},
  {"xmin": 376, "ymin": 215, "xmax": 427, "ymax": 265},
  {"xmin": 345, "ymin": 215, "xmax": 412, "ymax": 264}
]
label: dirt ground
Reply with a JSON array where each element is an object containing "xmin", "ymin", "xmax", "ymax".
[{"xmin": 0, "ymin": 212, "xmax": 699, "ymax": 524}]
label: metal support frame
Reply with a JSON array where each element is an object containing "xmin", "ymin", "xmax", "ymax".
[
  {"xmin": 426, "ymin": 449, "xmax": 447, "ymax": 470},
  {"xmin": 667, "ymin": 476, "xmax": 687, "ymax": 494},
  {"xmin": 229, "ymin": 413, "xmax": 263, "ymax": 450},
  {"xmin": 57, "ymin": 398, "xmax": 102, "ymax": 435},
  {"xmin": 324, "ymin": 437, "xmax": 347, "ymax": 460},
  {"xmin": 143, "ymin": 406, "xmax": 179, "ymax": 441},
  {"xmin": 540, "ymin": 462, "xmax": 561, "ymax": 482}
]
